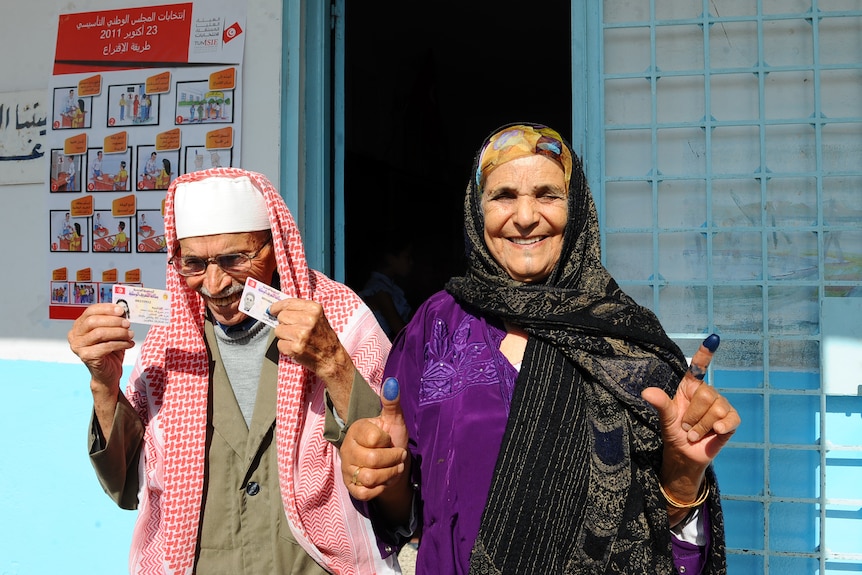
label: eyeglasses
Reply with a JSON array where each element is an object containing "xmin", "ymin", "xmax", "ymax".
[{"xmin": 170, "ymin": 239, "xmax": 271, "ymax": 277}]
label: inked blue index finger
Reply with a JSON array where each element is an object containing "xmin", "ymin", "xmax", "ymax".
[{"xmin": 703, "ymin": 333, "xmax": 720, "ymax": 352}]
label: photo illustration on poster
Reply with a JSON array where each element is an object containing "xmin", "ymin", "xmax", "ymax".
[{"xmin": 47, "ymin": 0, "xmax": 246, "ymax": 320}]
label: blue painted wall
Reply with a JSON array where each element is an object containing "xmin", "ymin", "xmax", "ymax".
[{"xmin": 0, "ymin": 360, "xmax": 135, "ymax": 573}]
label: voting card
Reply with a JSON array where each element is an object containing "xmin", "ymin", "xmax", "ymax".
[
  {"xmin": 240, "ymin": 277, "xmax": 289, "ymax": 327},
  {"xmin": 112, "ymin": 284, "xmax": 171, "ymax": 326}
]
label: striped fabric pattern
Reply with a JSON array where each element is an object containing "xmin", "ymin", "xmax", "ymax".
[{"xmin": 124, "ymin": 168, "xmax": 395, "ymax": 574}]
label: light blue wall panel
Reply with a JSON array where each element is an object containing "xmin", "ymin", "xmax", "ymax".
[{"xmin": 0, "ymin": 360, "xmax": 135, "ymax": 574}]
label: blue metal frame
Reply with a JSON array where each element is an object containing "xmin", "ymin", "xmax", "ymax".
[
  {"xmin": 332, "ymin": 0, "xmax": 346, "ymax": 283},
  {"xmin": 281, "ymin": 0, "xmax": 302, "ymax": 222},
  {"xmin": 281, "ymin": 0, "xmax": 334, "ymax": 277}
]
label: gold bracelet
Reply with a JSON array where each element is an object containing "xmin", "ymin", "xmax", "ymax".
[{"xmin": 659, "ymin": 479, "xmax": 710, "ymax": 509}]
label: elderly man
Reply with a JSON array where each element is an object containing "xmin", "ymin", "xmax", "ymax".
[{"xmin": 68, "ymin": 168, "xmax": 395, "ymax": 574}]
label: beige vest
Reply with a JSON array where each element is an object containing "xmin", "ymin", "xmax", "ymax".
[{"xmin": 196, "ymin": 322, "xmax": 329, "ymax": 574}]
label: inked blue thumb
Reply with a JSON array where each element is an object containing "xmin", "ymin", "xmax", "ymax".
[{"xmin": 382, "ymin": 377, "xmax": 399, "ymax": 401}]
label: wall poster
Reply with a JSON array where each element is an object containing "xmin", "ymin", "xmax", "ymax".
[{"xmin": 47, "ymin": 1, "xmax": 246, "ymax": 320}]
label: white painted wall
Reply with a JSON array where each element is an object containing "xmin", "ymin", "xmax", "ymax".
[
  {"xmin": 0, "ymin": 0, "xmax": 283, "ymax": 359},
  {"xmin": 0, "ymin": 1, "xmax": 283, "ymax": 571}
]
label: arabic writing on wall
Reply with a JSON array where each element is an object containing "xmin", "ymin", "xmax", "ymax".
[{"xmin": 0, "ymin": 90, "xmax": 48, "ymax": 184}]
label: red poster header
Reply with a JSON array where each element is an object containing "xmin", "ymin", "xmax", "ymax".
[{"xmin": 54, "ymin": 3, "xmax": 193, "ymax": 74}]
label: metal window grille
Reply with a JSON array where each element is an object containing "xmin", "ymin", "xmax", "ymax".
[{"xmin": 583, "ymin": 1, "xmax": 862, "ymax": 572}]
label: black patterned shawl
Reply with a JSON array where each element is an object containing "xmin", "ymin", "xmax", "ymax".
[{"xmin": 446, "ymin": 123, "xmax": 727, "ymax": 574}]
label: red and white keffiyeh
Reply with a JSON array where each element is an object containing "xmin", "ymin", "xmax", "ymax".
[{"xmin": 123, "ymin": 168, "xmax": 394, "ymax": 574}]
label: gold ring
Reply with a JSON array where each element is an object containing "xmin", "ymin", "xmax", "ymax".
[{"xmin": 352, "ymin": 466, "xmax": 363, "ymax": 487}]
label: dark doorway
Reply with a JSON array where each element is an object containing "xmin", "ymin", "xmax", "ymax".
[{"xmin": 344, "ymin": 3, "xmax": 572, "ymax": 311}]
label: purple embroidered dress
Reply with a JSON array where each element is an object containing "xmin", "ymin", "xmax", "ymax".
[
  {"xmin": 385, "ymin": 290, "xmax": 512, "ymax": 574},
  {"xmin": 378, "ymin": 290, "xmax": 709, "ymax": 575}
]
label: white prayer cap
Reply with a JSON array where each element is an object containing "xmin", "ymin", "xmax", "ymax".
[{"xmin": 174, "ymin": 174, "xmax": 270, "ymax": 239}]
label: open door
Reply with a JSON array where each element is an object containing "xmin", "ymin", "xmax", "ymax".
[{"xmin": 341, "ymin": 2, "xmax": 572, "ymax": 310}]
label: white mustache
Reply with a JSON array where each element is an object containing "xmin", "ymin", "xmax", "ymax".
[{"xmin": 199, "ymin": 281, "xmax": 244, "ymax": 299}]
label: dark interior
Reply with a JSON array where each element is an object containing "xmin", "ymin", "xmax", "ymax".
[{"xmin": 344, "ymin": 3, "xmax": 572, "ymax": 309}]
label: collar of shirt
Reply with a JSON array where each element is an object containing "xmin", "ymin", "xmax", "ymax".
[{"xmin": 219, "ymin": 314, "xmax": 259, "ymax": 334}]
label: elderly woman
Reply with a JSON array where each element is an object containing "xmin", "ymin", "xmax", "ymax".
[{"xmin": 340, "ymin": 123, "xmax": 739, "ymax": 574}]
